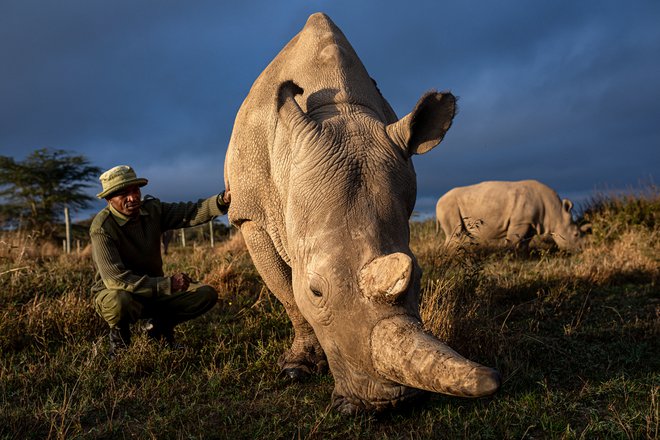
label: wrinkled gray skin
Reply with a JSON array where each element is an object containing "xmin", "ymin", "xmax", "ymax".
[
  {"xmin": 436, "ymin": 180, "xmax": 590, "ymax": 250},
  {"xmin": 225, "ymin": 13, "xmax": 500, "ymax": 414}
]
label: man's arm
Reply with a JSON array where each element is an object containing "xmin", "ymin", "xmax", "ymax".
[{"xmin": 159, "ymin": 192, "xmax": 230, "ymax": 231}]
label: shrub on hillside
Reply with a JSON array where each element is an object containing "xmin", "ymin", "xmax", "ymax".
[{"xmin": 581, "ymin": 184, "xmax": 658, "ymax": 244}]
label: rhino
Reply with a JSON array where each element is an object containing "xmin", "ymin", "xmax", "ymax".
[
  {"xmin": 224, "ymin": 12, "xmax": 500, "ymax": 413},
  {"xmin": 436, "ymin": 180, "xmax": 590, "ymax": 250}
]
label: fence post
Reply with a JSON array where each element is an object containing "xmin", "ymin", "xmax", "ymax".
[
  {"xmin": 180, "ymin": 229, "xmax": 186, "ymax": 247},
  {"xmin": 209, "ymin": 221, "xmax": 214, "ymax": 248},
  {"xmin": 64, "ymin": 205, "xmax": 71, "ymax": 254}
]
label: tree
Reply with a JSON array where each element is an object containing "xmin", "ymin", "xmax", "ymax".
[{"xmin": 0, "ymin": 148, "xmax": 101, "ymax": 237}]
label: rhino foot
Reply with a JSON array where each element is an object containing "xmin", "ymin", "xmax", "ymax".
[
  {"xmin": 332, "ymin": 395, "xmax": 364, "ymax": 415},
  {"xmin": 279, "ymin": 365, "xmax": 311, "ymax": 381},
  {"xmin": 277, "ymin": 345, "xmax": 328, "ymax": 382}
]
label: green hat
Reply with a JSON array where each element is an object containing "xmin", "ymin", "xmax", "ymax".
[{"xmin": 96, "ymin": 165, "xmax": 148, "ymax": 199}]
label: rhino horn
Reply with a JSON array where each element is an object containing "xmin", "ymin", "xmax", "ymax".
[
  {"xmin": 580, "ymin": 222, "xmax": 593, "ymax": 234},
  {"xmin": 371, "ymin": 315, "xmax": 501, "ymax": 397},
  {"xmin": 359, "ymin": 253, "xmax": 413, "ymax": 303}
]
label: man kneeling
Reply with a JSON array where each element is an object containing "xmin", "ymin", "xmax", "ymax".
[{"xmin": 89, "ymin": 165, "xmax": 230, "ymax": 356}]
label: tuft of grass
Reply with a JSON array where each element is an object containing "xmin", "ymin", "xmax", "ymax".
[{"xmin": 418, "ymin": 242, "xmax": 491, "ymax": 353}]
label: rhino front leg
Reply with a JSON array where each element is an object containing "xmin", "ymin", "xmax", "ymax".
[
  {"xmin": 505, "ymin": 223, "xmax": 533, "ymax": 250},
  {"xmin": 240, "ymin": 221, "xmax": 328, "ymax": 379}
]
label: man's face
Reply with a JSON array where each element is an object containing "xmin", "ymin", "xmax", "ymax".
[{"xmin": 106, "ymin": 185, "xmax": 142, "ymax": 218}]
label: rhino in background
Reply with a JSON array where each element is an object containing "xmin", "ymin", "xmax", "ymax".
[
  {"xmin": 225, "ymin": 13, "xmax": 500, "ymax": 413},
  {"xmin": 436, "ymin": 180, "xmax": 591, "ymax": 250}
]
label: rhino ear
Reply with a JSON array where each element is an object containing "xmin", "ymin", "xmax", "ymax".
[
  {"xmin": 562, "ymin": 199, "xmax": 574, "ymax": 212},
  {"xmin": 277, "ymin": 80, "xmax": 320, "ymax": 138},
  {"xmin": 386, "ymin": 91, "xmax": 456, "ymax": 156}
]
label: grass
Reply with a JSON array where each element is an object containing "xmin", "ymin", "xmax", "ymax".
[{"xmin": 0, "ymin": 189, "xmax": 658, "ymax": 439}]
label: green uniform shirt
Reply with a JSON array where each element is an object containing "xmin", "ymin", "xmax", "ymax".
[{"xmin": 90, "ymin": 194, "xmax": 228, "ymax": 297}]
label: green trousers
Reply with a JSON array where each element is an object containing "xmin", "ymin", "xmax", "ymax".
[{"xmin": 94, "ymin": 283, "xmax": 218, "ymax": 328}]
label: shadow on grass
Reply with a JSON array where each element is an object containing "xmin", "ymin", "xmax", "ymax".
[{"xmin": 451, "ymin": 250, "xmax": 658, "ymax": 398}]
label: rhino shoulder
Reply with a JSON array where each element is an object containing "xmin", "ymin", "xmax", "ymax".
[{"xmin": 519, "ymin": 180, "xmax": 557, "ymax": 197}]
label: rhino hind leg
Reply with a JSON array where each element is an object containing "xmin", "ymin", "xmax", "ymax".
[{"xmin": 240, "ymin": 221, "xmax": 328, "ymax": 379}]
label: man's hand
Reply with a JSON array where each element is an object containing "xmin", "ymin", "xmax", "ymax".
[
  {"xmin": 170, "ymin": 272, "xmax": 193, "ymax": 293},
  {"xmin": 222, "ymin": 189, "xmax": 231, "ymax": 205}
]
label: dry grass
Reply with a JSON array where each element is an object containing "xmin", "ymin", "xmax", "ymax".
[
  {"xmin": 418, "ymin": 244, "xmax": 487, "ymax": 348},
  {"xmin": 575, "ymin": 228, "xmax": 659, "ymax": 284},
  {"xmin": 0, "ymin": 189, "xmax": 658, "ymax": 439},
  {"xmin": 0, "ymin": 232, "xmax": 61, "ymax": 264}
]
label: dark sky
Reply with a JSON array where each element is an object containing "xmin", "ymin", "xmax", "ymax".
[{"xmin": 1, "ymin": 0, "xmax": 659, "ymax": 220}]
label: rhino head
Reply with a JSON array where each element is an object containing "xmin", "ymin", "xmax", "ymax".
[
  {"xmin": 551, "ymin": 199, "xmax": 591, "ymax": 250},
  {"xmin": 227, "ymin": 12, "xmax": 500, "ymax": 413},
  {"xmin": 278, "ymin": 82, "xmax": 500, "ymax": 412},
  {"xmin": 277, "ymin": 81, "xmax": 499, "ymax": 413}
]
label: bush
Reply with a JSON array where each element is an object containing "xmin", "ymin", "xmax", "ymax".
[{"xmin": 581, "ymin": 184, "xmax": 659, "ymax": 244}]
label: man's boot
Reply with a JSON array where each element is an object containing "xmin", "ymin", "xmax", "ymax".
[
  {"xmin": 108, "ymin": 324, "xmax": 131, "ymax": 357},
  {"xmin": 146, "ymin": 320, "xmax": 177, "ymax": 348}
]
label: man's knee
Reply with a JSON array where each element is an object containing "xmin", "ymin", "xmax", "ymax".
[
  {"xmin": 94, "ymin": 289, "xmax": 142, "ymax": 327},
  {"xmin": 194, "ymin": 284, "xmax": 218, "ymax": 307}
]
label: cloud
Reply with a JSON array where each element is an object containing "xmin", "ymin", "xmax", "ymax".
[{"xmin": 1, "ymin": 0, "xmax": 659, "ymax": 219}]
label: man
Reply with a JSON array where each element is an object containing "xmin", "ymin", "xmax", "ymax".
[{"xmin": 89, "ymin": 165, "xmax": 230, "ymax": 356}]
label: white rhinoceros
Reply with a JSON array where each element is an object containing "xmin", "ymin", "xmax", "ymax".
[
  {"xmin": 436, "ymin": 180, "xmax": 590, "ymax": 250},
  {"xmin": 225, "ymin": 12, "xmax": 500, "ymax": 413}
]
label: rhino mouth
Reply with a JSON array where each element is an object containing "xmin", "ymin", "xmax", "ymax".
[
  {"xmin": 331, "ymin": 384, "xmax": 425, "ymax": 415},
  {"xmin": 326, "ymin": 347, "xmax": 426, "ymax": 415}
]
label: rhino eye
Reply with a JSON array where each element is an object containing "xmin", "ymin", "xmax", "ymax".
[
  {"xmin": 311, "ymin": 289, "xmax": 323, "ymax": 298},
  {"xmin": 308, "ymin": 272, "xmax": 328, "ymax": 299}
]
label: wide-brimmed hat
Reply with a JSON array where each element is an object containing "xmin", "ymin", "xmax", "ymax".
[{"xmin": 96, "ymin": 165, "xmax": 148, "ymax": 199}]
